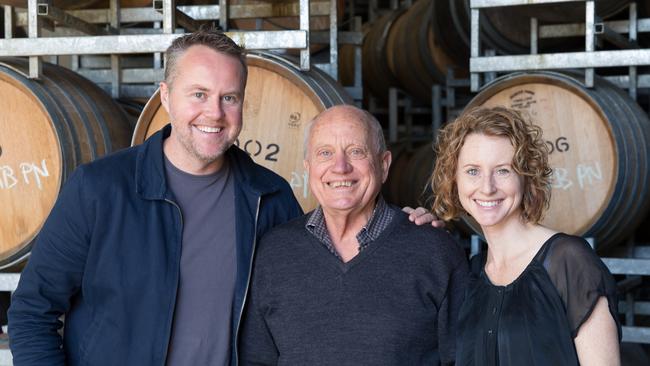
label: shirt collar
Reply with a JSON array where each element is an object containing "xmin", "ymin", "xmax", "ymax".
[{"xmin": 305, "ymin": 196, "xmax": 395, "ymax": 258}]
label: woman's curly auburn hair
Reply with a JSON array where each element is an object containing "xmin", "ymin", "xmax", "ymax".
[{"xmin": 430, "ymin": 106, "xmax": 553, "ymax": 224}]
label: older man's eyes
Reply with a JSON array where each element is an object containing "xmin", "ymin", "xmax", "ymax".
[
  {"xmin": 316, "ymin": 150, "xmax": 333, "ymax": 159},
  {"xmin": 348, "ymin": 148, "xmax": 367, "ymax": 159}
]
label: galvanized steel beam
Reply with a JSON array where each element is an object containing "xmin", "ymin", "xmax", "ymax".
[
  {"xmin": 470, "ymin": 49, "xmax": 650, "ymax": 73},
  {"xmin": 0, "ymin": 30, "xmax": 308, "ymax": 56}
]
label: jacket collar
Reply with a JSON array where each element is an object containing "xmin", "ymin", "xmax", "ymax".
[{"xmin": 135, "ymin": 124, "xmax": 283, "ymax": 200}]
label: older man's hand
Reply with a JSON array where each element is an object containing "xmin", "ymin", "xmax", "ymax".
[{"xmin": 403, "ymin": 206, "xmax": 445, "ymax": 228}]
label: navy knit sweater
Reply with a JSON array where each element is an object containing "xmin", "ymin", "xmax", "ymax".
[{"xmin": 240, "ymin": 208, "xmax": 468, "ymax": 365}]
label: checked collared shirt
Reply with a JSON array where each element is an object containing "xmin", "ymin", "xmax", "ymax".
[{"xmin": 305, "ymin": 196, "xmax": 396, "ymax": 260}]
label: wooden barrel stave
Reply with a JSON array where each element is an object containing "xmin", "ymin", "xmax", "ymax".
[
  {"xmin": 409, "ymin": 144, "xmax": 435, "ymax": 207},
  {"xmin": 583, "ymin": 78, "xmax": 650, "ymax": 246},
  {"xmin": 393, "ymin": 0, "xmax": 462, "ymax": 103},
  {"xmin": 383, "ymin": 141, "xmax": 434, "ymax": 208},
  {"xmin": 362, "ymin": 9, "xmax": 404, "ymax": 103},
  {"xmin": 382, "ymin": 142, "xmax": 411, "ymax": 207},
  {"xmin": 364, "ymin": 0, "xmax": 466, "ymax": 104},
  {"xmin": 0, "ymin": 62, "xmax": 79, "ymax": 175},
  {"xmin": 566, "ymin": 74, "xmax": 638, "ymax": 247},
  {"xmin": 390, "ymin": 0, "xmax": 434, "ymax": 102}
]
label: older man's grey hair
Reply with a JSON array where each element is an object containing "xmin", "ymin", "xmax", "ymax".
[{"xmin": 303, "ymin": 105, "xmax": 387, "ymax": 159}]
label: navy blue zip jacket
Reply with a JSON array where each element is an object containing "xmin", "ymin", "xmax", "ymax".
[{"xmin": 8, "ymin": 125, "xmax": 303, "ymax": 366}]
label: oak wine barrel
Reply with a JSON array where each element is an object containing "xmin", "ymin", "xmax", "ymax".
[
  {"xmin": 460, "ymin": 71, "xmax": 650, "ymax": 251},
  {"xmin": 132, "ymin": 51, "xmax": 351, "ymax": 212},
  {"xmin": 361, "ymin": 8, "xmax": 405, "ymax": 103},
  {"xmin": 388, "ymin": 0, "xmax": 462, "ymax": 103},
  {"xmin": 0, "ymin": 58, "xmax": 132, "ymax": 268},
  {"xmin": 362, "ymin": 0, "xmax": 467, "ymax": 103},
  {"xmin": 115, "ymin": 98, "xmax": 145, "ymax": 130},
  {"xmin": 383, "ymin": 141, "xmax": 434, "ymax": 208}
]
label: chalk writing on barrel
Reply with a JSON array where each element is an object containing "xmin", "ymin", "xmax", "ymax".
[
  {"xmin": 551, "ymin": 161, "xmax": 603, "ymax": 191},
  {"xmin": 0, "ymin": 159, "xmax": 50, "ymax": 190},
  {"xmin": 289, "ymin": 170, "xmax": 309, "ymax": 199},
  {"xmin": 576, "ymin": 162, "xmax": 602, "ymax": 190}
]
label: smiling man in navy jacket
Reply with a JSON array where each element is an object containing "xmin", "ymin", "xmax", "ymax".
[{"xmin": 8, "ymin": 29, "xmax": 303, "ymax": 366}]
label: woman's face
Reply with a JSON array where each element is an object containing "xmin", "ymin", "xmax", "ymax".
[{"xmin": 455, "ymin": 133, "xmax": 524, "ymax": 230}]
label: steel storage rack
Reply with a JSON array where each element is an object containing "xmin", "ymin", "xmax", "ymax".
[
  {"xmin": 469, "ymin": 0, "xmax": 650, "ymax": 94},
  {"xmin": 0, "ymin": 0, "xmax": 355, "ymax": 98}
]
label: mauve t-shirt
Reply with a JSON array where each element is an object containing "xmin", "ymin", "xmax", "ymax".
[{"xmin": 164, "ymin": 157, "xmax": 236, "ymax": 366}]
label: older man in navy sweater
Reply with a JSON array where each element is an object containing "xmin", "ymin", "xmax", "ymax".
[{"xmin": 240, "ymin": 105, "xmax": 468, "ymax": 365}]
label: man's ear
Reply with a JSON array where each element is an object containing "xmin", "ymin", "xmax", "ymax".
[
  {"xmin": 381, "ymin": 150, "xmax": 392, "ymax": 183},
  {"xmin": 160, "ymin": 82, "xmax": 170, "ymax": 113}
]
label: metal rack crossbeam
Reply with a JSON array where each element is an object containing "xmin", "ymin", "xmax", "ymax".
[
  {"xmin": 3, "ymin": 0, "xmax": 320, "ymax": 78},
  {"xmin": 539, "ymin": 18, "xmax": 650, "ymax": 38},
  {"xmin": 36, "ymin": 3, "xmax": 117, "ymax": 36},
  {"xmin": 469, "ymin": 0, "xmax": 650, "ymax": 91},
  {"xmin": 76, "ymin": 68, "xmax": 163, "ymax": 83},
  {"xmin": 472, "ymin": 0, "xmax": 583, "ymax": 7},
  {"xmin": 12, "ymin": 3, "xmax": 331, "ymax": 25},
  {"xmin": 471, "ymin": 49, "xmax": 650, "ymax": 73},
  {"xmin": 0, "ymin": 31, "xmax": 308, "ymax": 56}
]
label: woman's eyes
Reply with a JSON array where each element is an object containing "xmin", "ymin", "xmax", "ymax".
[
  {"xmin": 466, "ymin": 168, "xmax": 479, "ymax": 176},
  {"xmin": 464, "ymin": 168, "xmax": 511, "ymax": 177}
]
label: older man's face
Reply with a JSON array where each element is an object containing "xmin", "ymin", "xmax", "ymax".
[{"xmin": 304, "ymin": 109, "xmax": 391, "ymax": 217}]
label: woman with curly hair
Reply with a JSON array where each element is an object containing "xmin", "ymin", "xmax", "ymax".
[{"xmin": 431, "ymin": 106, "xmax": 620, "ymax": 365}]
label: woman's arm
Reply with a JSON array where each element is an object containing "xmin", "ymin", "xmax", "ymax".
[{"xmin": 574, "ymin": 296, "xmax": 620, "ymax": 366}]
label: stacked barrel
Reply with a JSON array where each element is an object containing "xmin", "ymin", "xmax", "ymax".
[
  {"xmin": 360, "ymin": 0, "xmax": 634, "ymax": 104},
  {"xmin": 0, "ymin": 58, "xmax": 133, "ymax": 268}
]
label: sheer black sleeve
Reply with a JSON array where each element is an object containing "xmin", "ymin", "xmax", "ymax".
[{"xmin": 543, "ymin": 234, "xmax": 621, "ymax": 339}]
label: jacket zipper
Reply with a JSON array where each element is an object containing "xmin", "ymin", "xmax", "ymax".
[
  {"xmin": 161, "ymin": 198, "xmax": 184, "ymax": 366},
  {"xmin": 234, "ymin": 196, "xmax": 261, "ymax": 365}
]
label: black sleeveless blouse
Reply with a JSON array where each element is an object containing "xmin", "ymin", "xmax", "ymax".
[{"xmin": 456, "ymin": 233, "xmax": 620, "ymax": 366}]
